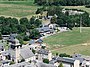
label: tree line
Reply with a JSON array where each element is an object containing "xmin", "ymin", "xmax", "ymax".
[
  {"xmin": 36, "ymin": 6, "xmax": 90, "ymax": 30},
  {"xmin": 0, "ymin": 16, "xmax": 42, "ymax": 39},
  {"xmin": 34, "ymin": 0, "xmax": 90, "ymax": 6},
  {"xmin": 47, "ymin": 6, "xmax": 90, "ymax": 29}
]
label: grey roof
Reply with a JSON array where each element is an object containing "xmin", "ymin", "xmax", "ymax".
[
  {"xmin": 20, "ymin": 47, "xmax": 35, "ymax": 59},
  {"xmin": 0, "ymin": 44, "xmax": 4, "ymax": 51},
  {"xmin": 4, "ymin": 62, "xmax": 31, "ymax": 67},
  {"xmin": 29, "ymin": 39, "xmax": 35, "ymax": 44},
  {"xmin": 36, "ymin": 62, "xmax": 56, "ymax": 67},
  {"xmin": 38, "ymin": 49, "xmax": 49, "ymax": 55},
  {"xmin": 10, "ymin": 34, "xmax": 17, "ymax": 38},
  {"xmin": 51, "ymin": 56, "xmax": 84, "ymax": 65},
  {"xmin": 36, "ymin": 39, "xmax": 43, "ymax": 43},
  {"xmin": 1, "ymin": 49, "xmax": 15, "ymax": 58},
  {"xmin": 4, "ymin": 62, "xmax": 56, "ymax": 67},
  {"xmin": 2, "ymin": 47, "xmax": 35, "ymax": 60},
  {"xmin": 57, "ymin": 57, "xmax": 75, "ymax": 64},
  {"xmin": 37, "ymin": 27, "xmax": 52, "ymax": 33},
  {"xmin": 1, "ymin": 60, "xmax": 11, "ymax": 64}
]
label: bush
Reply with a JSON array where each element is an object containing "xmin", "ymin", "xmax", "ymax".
[
  {"xmin": 32, "ymin": 49, "xmax": 36, "ymax": 54},
  {"xmin": 23, "ymin": 35, "xmax": 30, "ymax": 41},
  {"xmin": 10, "ymin": 61, "xmax": 15, "ymax": 65},
  {"xmin": 59, "ymin": 53, "xmax": 71, "ymax": 57},
  {"xmin": 41, "ymin": 46, "xmax": 46, "ymax": 49},
  {"xmin": 43, "ymin": 59, "xmax": 49, "ymax": 64},
  {"xmin": 58, "ymin": 63, "xmax": 63, "ymax": 67}
]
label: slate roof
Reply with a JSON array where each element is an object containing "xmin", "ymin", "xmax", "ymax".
[
  {"xmin": 4, "ymin": 62, "xmax": 56, "ymax": 67},
  {"xmin": 20, "ymin": 47, "xmax": 35, "ymax": 59},
  {"xmin": 29, "ymin": 39, "xmax": 35, "ymax": 44},
  {"xmin": 36, "ymin": 39, "xmax": 43, "ymax": 43},
  {"xmin": 2, "ymin": 47, "xmax": 35, "ymax": 60},
  {"xmin": 38, "ymin": 49, "xmax": 49, "ymax": 55},
  {"xmin": 57, "ymin": 57, "xmax": 75, "ymax": 64},
  {"xmin": 37, "ymin": 27, "xmax": 52, "ymax": 33},
  {"xmin": 36, "ymin": 62, "xmax": 56, "ymax": 67},
  {"xmin": 5, "ymin": 62, "xmax": 31, "ymax": 67},
  {"xmin": 50, "ymin": 56, "xmax": 84, "ymax": 65},
  {"xmin": 0, "ymin": 44, "xmax": 4, "ymax": 51},
  {"xmin": 1, "ymin": 49, "xmax": 15, "ymax": 58}
]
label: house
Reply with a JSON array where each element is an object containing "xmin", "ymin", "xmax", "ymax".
[
  {"xmin": 58, "ymin": 27, "xmax": 68, "ymax": 32},
  {"xmin": 62, "ymin": 9, "xmax": 84, "ymax": 15},
  {"xmin": 0, "ymin": 44, "xmax": 5, "ymax": 61},
  {"xmin": 3, "ymin": 61, "xmax": 56, "ymax": 67},
  {"xmin": 50, "ymin": 56, "xmax": 84, "ymax": 67},
  {"xmin": 37, "ymin": 49, "xmax": 52, "ymax": 61},
  {"xmin": 2, "ymin": 35, "xmax": 10, "ymax": 40},
  {"xmin": 82, "ymin": 61, "xmax": 90, "ymax": 67},
  {"xmin": 48, "ymin": 24, "xmax": 58, "ymax": 30},
  {"xmin": 82, "ymin": 57, "xmax": 90, "ymax": 67},
  {"xmin": 1, "ymin": 38, "xmax": 35, "ymax": 63},
  {"xmin": 37, "ymin": 26, "xmax": 54, "ymax": 35}
]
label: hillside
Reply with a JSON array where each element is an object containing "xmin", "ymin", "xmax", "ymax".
[
  {"xmin": 44, "ymin": 27, "xmax": 90, "ymax": 55},
  {"xmin": 0, "ymin": 0, "xmax": 41, "ymax": 18}
]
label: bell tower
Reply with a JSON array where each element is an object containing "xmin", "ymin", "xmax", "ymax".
[{"xmin": 10, "ymin": 38, "xmax": 21, "ymax": 63}]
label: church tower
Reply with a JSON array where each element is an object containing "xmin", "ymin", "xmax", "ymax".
[{"xmin": 10, "ymin": 38, "xmax": 21, "ymax": 63}]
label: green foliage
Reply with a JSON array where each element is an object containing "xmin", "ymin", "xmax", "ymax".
[
  {"xmin": 51, "ymin": 16, "xmax": 57, "ymax": 24},
  {"xmin": 35, "ymin": 0, "xmax": 90, "ymax": 6},
  {"xmin": 0, "ymin": 16, "xmax": 42, "ymax": 35},
  {"xmin": 58, "ymin": 63, "xmax": 63, "ymax": 67},
  {"xmin": 41, "ymin": 46, "xmax": 46, "ymax": 49},
  {"xmin": 23, "ymin": 35, "xmax": 30, "ymax": 41},
  {"xmin": 59, "ymin": 53, "xmax": 71, "ymax": 57},
  {"xmin": 0, "ymin": 33, "xmax": 2, "ymax": 40},
  {"xmin": 56, "ymin": 53, "xmax": 59, "ymax": 56},
  {"xmin": 29, "ymin": 29, "xmax": 40, "ymax": 39},
  {"xmin": 9, "ymin": 61, "xmax": 15, "ymax": 65},
  {"xmin": 43, "ymin": 59, "xmax": 49, "ymax": 64},
  {"xmin": 20, "ymin": 17, "xmax": 28, "ymax": 25},
  {"xmin": 16, "ymin": 35, "xmax": 24, "ymax": 44},
  {"xmin": 32, "ymin": 49, "xmax": 35, "ymax": 54},
  {"xmin": 47, "ymin": 6, "xmax": 90, "ymax": 29}
]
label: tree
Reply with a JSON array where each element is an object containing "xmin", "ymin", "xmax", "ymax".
[
  {"xmin": 23, "ymin": 35, "xmax": 30, "ymax": 41},
  {"xmin": 59, "ymin": 53, "xmax": 71, "ymax": 57},
  {"xmin": 32, "ymin": 49, "xmax": 36, "ymax": 54},
  {"xmin": 17, "ymin": 25, "xmax": 26, "ymax": 33},
  {"xmin": 29, "ymin": 29, "xmax": 40, "ymax": 39},
  {"xmin": 34, "ymin": 19, "xmax": 42, "ymax": 27},
  {"xmin": 1, "ymin": 26, "xmax": 12, "ymax": 35},
  {"xmin": 51, "ymin": 16, "xmax": 57, "ymax": 24},
  {"xmin": 10, "ymin": 61, "xmax": 15, "ymax": 65},
  {"xmin": 19, "ymin": 17, "xmax": 28, "ymax": 25},
  {"xmin": 0, "ymin": 33, "xmax": 2, "ymax": 40},
  {"xmin": 58, "ymin": 63, "xmax": 63, "ymax": 67}
]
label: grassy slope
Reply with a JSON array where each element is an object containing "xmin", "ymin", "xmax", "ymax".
[
  {"xmin": 0, "ymin": 1, "xmax": 41, "ymax": 18},
  {"xmin": 44, "ymin": 27, "xmax": 90, "ymax": 55}
]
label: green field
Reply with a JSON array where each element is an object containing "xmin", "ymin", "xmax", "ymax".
[
  {"xmin": 0, "ymin": 1, "xmax": 41, "ymax": 18},
  {"xmin": 63, "ymin": 6, "xmax": 90, "ymax": 14},
  {"xmin": 44, "ymin": 27, "xmax": 90, "ymax": 55}
]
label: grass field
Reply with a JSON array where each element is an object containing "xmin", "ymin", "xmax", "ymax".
[
  {"xmin": 44, "ymin": 27, "xmax": 90, "ymax": 56},
  {"xmin": 63, "ymin": 6, "xmax": 90, "ymax": 14},
  {"xmin": 0, "ymin": 1, "xmax": 41, "ymax": 18}
]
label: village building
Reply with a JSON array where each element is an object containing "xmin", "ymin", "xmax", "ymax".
[
  {"xmin": 37, "ymin": 49, "xmax": 52, "ymax": 61},
  {"xmin": 1, "ymin": 36, "xmax": 35, "ymax": 64},
  {"xmin": 62, "ymin": 9, "xmax": 84, "ymax": 15}
]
